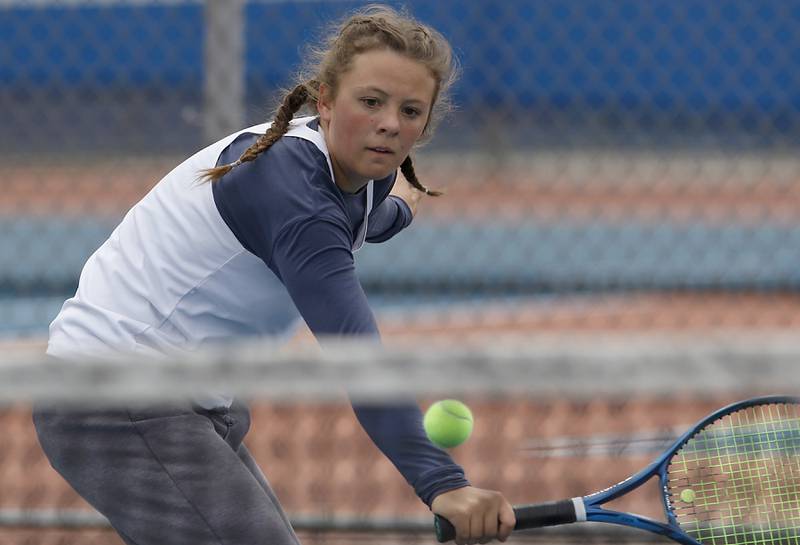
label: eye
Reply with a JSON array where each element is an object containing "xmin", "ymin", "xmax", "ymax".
[
  {"xmin": 402, "ymin": 106, "xmax": 423, "ymax": 118},
  {"xmin": 360, "ymin": 97, "xmax": 380, "ymax": 108}
]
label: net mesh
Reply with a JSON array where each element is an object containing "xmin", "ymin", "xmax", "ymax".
[{"xmin": 1, "ymin": 337, "xmax": 798, "ymax": 545}]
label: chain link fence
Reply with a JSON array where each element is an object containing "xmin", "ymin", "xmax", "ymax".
[
  {"xmin": 2, "ymin": 0, "xmax": 800, "ymax": 338},
  {"xmin": 2, "ymin": 1, "xmax": 800, "ymax": 542}
]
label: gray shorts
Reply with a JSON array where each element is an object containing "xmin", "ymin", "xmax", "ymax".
[{"xmin": 33, "ymin": 401, "xmax": 301, "ymax": 545}]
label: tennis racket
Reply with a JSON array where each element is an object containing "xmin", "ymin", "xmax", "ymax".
[{"xmin": 435, "ymin": 395, "xmax": 800, "ymax": 544}]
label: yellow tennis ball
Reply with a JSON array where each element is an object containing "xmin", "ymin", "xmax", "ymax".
[
  {"xmin": 680, "ymin": 489, "xmax": 696, "ymax": 503},
  {"xmin": 424, "ymin": 400, "xmax": 474, "ymax": 448}
]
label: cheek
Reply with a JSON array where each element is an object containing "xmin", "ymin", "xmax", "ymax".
[
  {"xmin": 334, "ymin": 105, "xmax": 368, "ymax": 134},
  {"xmin": 400, "ymin": 123, "xmax": 425, "ymax": 148},
  {"xmin": 332, "ymin": 106, "xmax": 372, "ymax": 152}
]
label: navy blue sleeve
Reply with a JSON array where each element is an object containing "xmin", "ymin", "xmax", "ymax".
[
  {"xmin": 212, "ymin": 132, "xmax": 469, "ymax": 507},
  {"xmin": 269, "ymin": 214, "xmax": 377, "ymax": 335},
  {"xmin": 269, "ymin": 201, "xmax": 469, "ymax": 507},
  {"xmin": 366, "ymin": 196, "xmax": 413, "ymax": 243},
  {"xmin": 351, "ymin": 403, "xmax": 470, "ymax": 507}
]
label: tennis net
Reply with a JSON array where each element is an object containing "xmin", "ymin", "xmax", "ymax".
[{"xmin": 1, "ymin": 334, "xmax": 798, "ymax": 544}]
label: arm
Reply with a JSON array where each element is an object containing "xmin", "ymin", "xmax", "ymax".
[
  {"xmin": 270, "ymin": 217, "xmax": 469, "ymax": 505},
  {"xmin": 389, "ymin": 168, "xmax": 423, "ymax": 217},
  {"xmin": 273, "ymin": 223, "xmax": 514, "ymax": 540},
  {"xmin": 366, "ymin": 196, "xmax": 413, "ymax": 243},
  {"xmin": 366, "ymin": 169, "xmax": 422, "ymax": 243}
]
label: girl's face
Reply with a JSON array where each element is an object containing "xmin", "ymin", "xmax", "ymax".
[{"xmin": 318, "ymin": 49, "xmax": 437, "ymax": 193}]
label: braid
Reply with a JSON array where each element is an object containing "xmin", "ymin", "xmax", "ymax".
[
  {"xmin": 200, "ymin": 84, "xmax": 311, "ymax": 183},
  {"xmin": 400, "ymin": 156, "xmax": 442, "ymax": 197}
]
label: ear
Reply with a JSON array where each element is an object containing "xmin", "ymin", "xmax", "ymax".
[{"xmin": 317, "ymin": 82, "xmax": 334, "ymax": 127}]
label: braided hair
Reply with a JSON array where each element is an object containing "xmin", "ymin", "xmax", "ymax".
[{"xmin": 200, "ymin": 84, "xmax": 311, "ymax": 183}]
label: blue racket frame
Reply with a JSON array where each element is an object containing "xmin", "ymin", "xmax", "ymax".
[
  {"xmin": 578, "ymin": 395, "xmax": 799, "ymax": 545},
  {"xmin": 434, "ymin": 395, "xmax": 799, "ymax": 543}
]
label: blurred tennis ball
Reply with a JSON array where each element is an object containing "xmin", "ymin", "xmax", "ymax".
[
  {"xmin": 423, "ymin": 399, "xmax": 473, "ymax": 448},
  {"xmin": 680, "ymin": 489, "xmax": 696, "ymax": 503}
]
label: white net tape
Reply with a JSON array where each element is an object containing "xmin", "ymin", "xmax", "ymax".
[{"xmin": 4, "ymin": 334, "xmax": 799, "ymax": 405}]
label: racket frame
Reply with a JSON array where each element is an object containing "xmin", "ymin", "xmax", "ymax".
[
  {"xmin": 435, "ymin": 395, "xmax": 799, "ymax": 544},
  {"xmin": 574, "ymin": 395, "xmax": 798, "ymax": 544}
]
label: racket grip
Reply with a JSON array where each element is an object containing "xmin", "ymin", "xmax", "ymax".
[{"xmin": 434, "ymin": 500, "xmax": 578, "ymax": 543}]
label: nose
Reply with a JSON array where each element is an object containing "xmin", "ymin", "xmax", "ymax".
[{"xmin": 377, "ymin": 109, "xmax": 400, "ymax": 136}]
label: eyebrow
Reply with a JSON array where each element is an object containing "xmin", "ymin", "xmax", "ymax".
[{"xmin": 355, "ymin": 86, "xmax": 428, "ymax": 105}]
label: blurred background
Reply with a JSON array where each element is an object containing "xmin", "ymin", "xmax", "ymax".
[{"xmin": 1, "ymin": 0, "xmax": 799, "ymax": 543}]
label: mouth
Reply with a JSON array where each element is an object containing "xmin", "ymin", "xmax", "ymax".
[{"xmin": 366, "ymin": 146, "xmax": 394, "ymax": 155}]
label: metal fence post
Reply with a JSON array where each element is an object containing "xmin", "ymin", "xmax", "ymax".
[{"xmin": 204, "ymin": 0, "xmax": 245, "ymax": 143}]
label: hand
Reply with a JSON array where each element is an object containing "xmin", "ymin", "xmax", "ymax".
[
  {"xmin": 390, "ymin": 169, "xmax": 423, "ymax": 218},
  {"xmin": 431, "ymin": 486, "xmax": 516, "ymax": 545}
]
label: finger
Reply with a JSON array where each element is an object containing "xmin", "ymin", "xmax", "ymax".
[
  {"xmin": 452, "ymin": 517, "xmax": 468, "ymax": 545},
  {"xmin": 498, "ymin": 503, "xmax": 516, "ymax": 542},
  {"xmin": 478, "ymin": 508, "xmax": 498, "ymax": 544},
  {"xmin": 469, "ymin": 512, "xmax": 484, "ymax": 545}
]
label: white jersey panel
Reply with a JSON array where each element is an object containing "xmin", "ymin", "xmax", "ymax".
[{"xmin": 47, "ymin": 119, "xmax": 325, "ymax": 361}]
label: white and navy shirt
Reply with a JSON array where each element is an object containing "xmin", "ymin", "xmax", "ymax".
[{"xmin": 47, "ymin": 116, "xmax": 468, "ymax": 507}]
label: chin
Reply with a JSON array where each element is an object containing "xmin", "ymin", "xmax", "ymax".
[
  {"xmin": 367, "ymin": 165, "xmax": 399, "ymax": 180},
  {"xmin": 353, "ymin": 157, "xmax": 402, "ymax": 182}
]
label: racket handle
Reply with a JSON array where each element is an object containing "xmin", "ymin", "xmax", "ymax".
[{"xmin": 434, "ymin": 500, "xmax": 578, "ymax": 543}]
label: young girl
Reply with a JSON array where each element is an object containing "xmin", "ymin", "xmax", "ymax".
[{"xmin": 33, "ymin": 5, "xmax": 515, "ymax": 545}]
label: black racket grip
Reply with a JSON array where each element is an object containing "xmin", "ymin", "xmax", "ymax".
[{"xmin": 434, "ymin": 499, "xmax": 578, "ymax": 543}]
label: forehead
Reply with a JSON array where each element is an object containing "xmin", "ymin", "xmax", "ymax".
[{"xmin": 340, "ymin": 49, "xmax": 437, "ymax": 104}]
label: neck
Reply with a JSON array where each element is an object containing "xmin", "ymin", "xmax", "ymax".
[{"xmin": 330, "ymin": 157, "xmax": 369, "ymax": 194}]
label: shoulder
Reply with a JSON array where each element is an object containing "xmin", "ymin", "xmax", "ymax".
[
  {"xmin": 222, "ymin": 130, "xmax": 330, "ymax": 186},
  {"xmin": 210, "ymin": 126, "xmax": 350, "ymax": 259},
  {"xmin": 214, "ymin": 128, "xmax": 343, "ymax": 218}
]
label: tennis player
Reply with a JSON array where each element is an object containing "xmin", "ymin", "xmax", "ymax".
[{"xmin": 33, "ymin": 5, "xmax": 515, "ymax": 545}]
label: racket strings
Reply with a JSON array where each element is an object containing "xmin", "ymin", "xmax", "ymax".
[{"xmin": 666, "ymin": 402, "xmax": 800, "ymax": 544}]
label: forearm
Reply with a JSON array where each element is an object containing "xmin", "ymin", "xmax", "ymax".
[
  {"xmin": 351, "ymin": 401, "xmax": 470, "ymax": 507},
  {"xmin": 273, "ymin": 220, "xmax": 469, "ymax": 505},
  {"xmin": 365, "ymin": 196, "xmax": 413, "ymax": 243}
]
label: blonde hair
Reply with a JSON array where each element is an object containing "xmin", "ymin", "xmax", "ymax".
[{"xmin": 201, "ymin": 4, "xmax": 458, "ymax": 195}]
